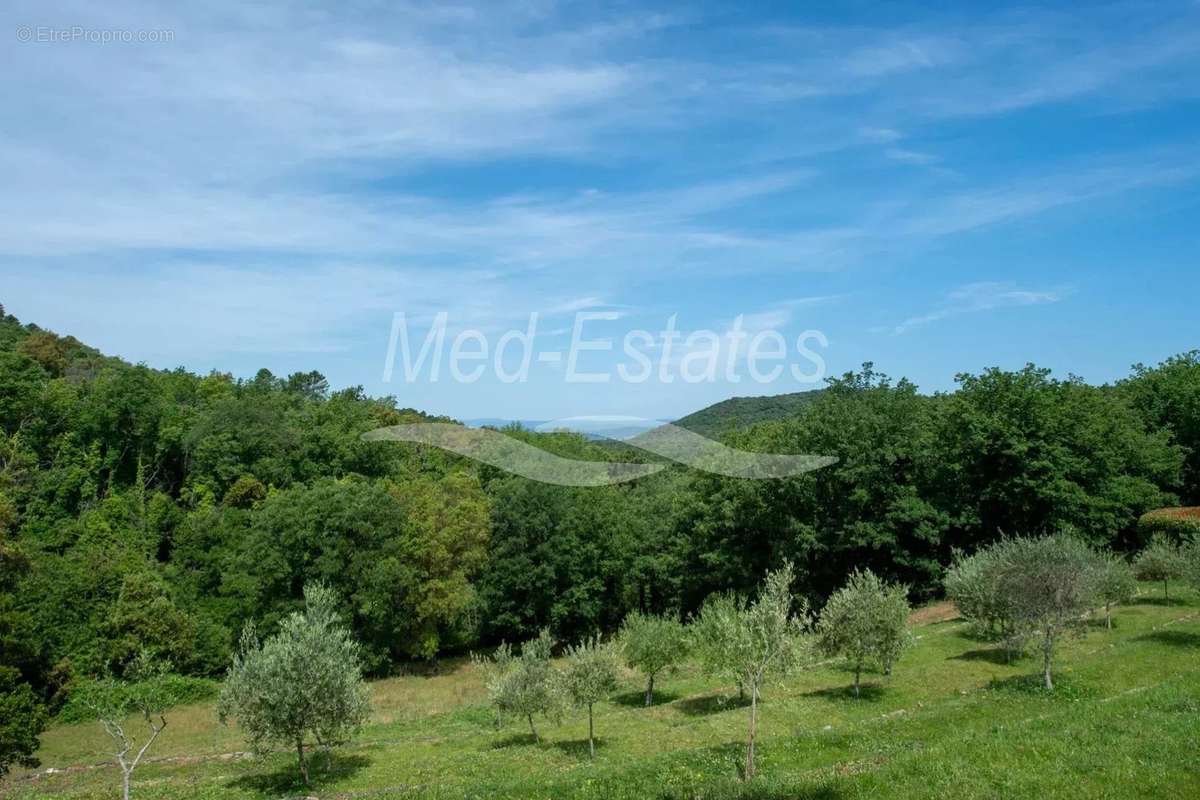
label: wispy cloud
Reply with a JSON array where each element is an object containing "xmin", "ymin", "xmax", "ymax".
[
  {"xmin": 891, "ymin": 282, "xmax": 1068, "ymax": 335},
  {"xmin": 886, "ymin": 147, "xmax": 938, "ymax": 166},
  {"xmin": 2, "ymin": 0, "xmax": 1198, "ymax": 406}
]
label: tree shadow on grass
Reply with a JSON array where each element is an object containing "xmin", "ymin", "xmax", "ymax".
[
  {"xmin": 228, "ymin": 752, "xmax": 370, "ymax": 796},
  {"xmin": 1136, "ymin": 629, "xmax": 1200, "ymax": 648},
  {"xmin": 714, "ymin": 783, "xmax": 843, "ymax": 800},
  {"xmin": 802, "ymin": 683, "xmax": 885, "ymax": 703},
  {"xmin": 676, "ymin": 692, "xmax": 751, "ymax": 717},
  {"xmin": 611, "ymin": 689, "xmax": 683, "ymax": 708},
  {"xmin": 985, "ymin": 673, "xmax": 1098, "ymax": 700},
  {"xmin": 1136, "ymin": 596, "xmax": 1187, "ymax": 607},
  {"xmin": 655, "ymin": 751, "xmax": 844, "ymax": 800},
  {"xmin": 489, "ymin": 732, "xmax": 540, "ymax": 749},
  {"xmin": 951, "ymin": 646, "xmax": 1019, "ymax": 665}
]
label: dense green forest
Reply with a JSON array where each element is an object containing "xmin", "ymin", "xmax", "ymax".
[{"xmin": 1, "ymin": 302, "xmax": 1197, "ymax": 729}]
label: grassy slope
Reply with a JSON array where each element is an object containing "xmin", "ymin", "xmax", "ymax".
[{"xmin": 6, "ymin": 588, "xmax": 1200, "ymax": 800}]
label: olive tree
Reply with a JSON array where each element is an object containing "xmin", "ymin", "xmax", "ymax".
[
  {"xmin": 1183, "ymin": 537, "xmax": 1200, "ymax": 590},
  {"xmin": 815, "ymin": 569, "xmax": 911, "ymax": 697},
  {"xmin": 475, "ymin": 629, "xmax": 562, "ymax": 742},
  {"xmin": 993, "ymin": 534, "xmax": 1100, "ymax": 690},
  {"xmin": 1093, "ymin": 553, "xmax": 1137, "ymax": 628},
  {"xmin": 560, "ymin": 636, "xmax": 619, "ymax": 758},
  {"xmin": 619, "ymin": 611, "xmax": 688, "ymax": 706},
  {"xmin": 693, "ymin": 562, "xmax": 809, "ymax": 781},
  {"xmin": 78, "ymin": 653, "xmax": 173, "ymax": 800},
  {"xmin": 692, "ymin": 592, "xmax": 747, "ymax": 700},
  {"xmin": 945, "ymin": 540, "xmax": 1030, "ymax": 660},
  {"xmin": 1134, "ymin": 535, "xmax": 1184, "ymax": 599},
  {"xmin": 217, "ymin": 583, "xmax": 370, "ymax": 787},
  {"xmin": 944, "ymin": 545, "xmax": 1011, "ymax": 637}
]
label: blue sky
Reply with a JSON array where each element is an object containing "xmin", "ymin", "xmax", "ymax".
[{"xmin": 3, "ymin": 0, "xmax": 1198, "ymax": 421}]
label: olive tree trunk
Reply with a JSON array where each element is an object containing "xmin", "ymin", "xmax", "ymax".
[
  {"xmin": 1041, "ymin": 631, "xmax": 1054, "ymax": 690},
  {"xmin": 744, "ymin": 683, "xmax": 759, "ymax": 781},
  {"xmin": 587, "ymin": 702, "xmax": 595, "ymax": 758},
  {"xmin": 296, "ymin": 738, "xmax": 310, "ymax": 787}
]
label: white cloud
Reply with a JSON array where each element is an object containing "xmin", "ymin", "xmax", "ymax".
[
  {"xmin": 891, "ymin": 282, "xmax": 1067, "ymax": 335},
  {"xmin": 1, "ymin": 0, "xmax": 1198, "ymax": 390},
  {"xmin": 886, "ymin": 147, "xmax": 938, "ymax": 165}
]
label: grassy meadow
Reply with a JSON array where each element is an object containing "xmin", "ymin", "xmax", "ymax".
[{"xmin": 6, "ymin": 587, "xmax": 1200, "ymax": 800}]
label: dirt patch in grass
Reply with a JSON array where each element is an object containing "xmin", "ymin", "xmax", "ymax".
[{"xmin": 909, "ymin": 601, "xmax": 958, "ymax": 626}]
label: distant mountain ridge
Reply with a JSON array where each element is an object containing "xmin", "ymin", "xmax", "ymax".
[
  {"xmin": 465, "ymin": 417, "xmax": 665, "ymax": 441},
  {"xmin": 671, "ymin": 389, "xmax": 824, "ymax": 438},
  {"xmin": 466, "ymin": 390, "xmax": 824, "ymax": 442}
]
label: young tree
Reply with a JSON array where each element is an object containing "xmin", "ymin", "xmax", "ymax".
[
  {"xmin": 1183, "ymin": 536, "xmax": 1200, "ymax": 591},
  {"xmin": 993, "ymin": 534, "xmax": 1100, "ymax": 690},
  {"xmin": 815, "ymin": 569, "xmax": 911, "ymax": 696},
  {"xmin": 693, "ymin": 562, "xmax": 809, "ymax": 781},
  {"xmin": 1134, "ymin": 535, "xmax": 1184, "ymax": 599},
  {"xmin": 560, "ymin": 636, "xmax": 620, "ymax": 758},
  {"xmin": 475, "ymin": 629, "xmax": 562, "ymax": 742},
  {"xmin": 619, "ymin": 611, "xmax": 689, "ymax": 706},
  {"xmin": 1093, "ymin": 553, "xmax": 1137, "ymax": 628},
  {"xmin": 78, "ymin": 653, "xmax": 173, "ymax": 800},
  {"xmin": 217, "ymin": 583, "xmax": 370, "ymax": 787}
]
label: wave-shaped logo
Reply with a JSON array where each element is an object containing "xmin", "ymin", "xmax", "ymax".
[{"xmin": 362, "ymin": 419, "xmax": 836, "ymax": 486}]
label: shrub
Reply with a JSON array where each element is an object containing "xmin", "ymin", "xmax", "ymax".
[
  {"xmin": 58, "ymin": 674, "xmax": 217, "ymax": 724},
  {"xmin": 1137, "ymin": 507, "xmax": 1200, "ymax": 542}
]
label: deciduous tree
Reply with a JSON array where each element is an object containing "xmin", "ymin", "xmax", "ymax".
[
  {"xmin": 78, "ymin": 653, "xmax": 174, "ymax": 800},
  {"xmin": 0, "ymin": 666, "xmax": 46, "ymax": 778}
]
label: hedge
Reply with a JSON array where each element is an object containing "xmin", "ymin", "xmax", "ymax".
[{"xmin": 1137, "ymin": 507, "xmax": 1200, "ymax": 541}]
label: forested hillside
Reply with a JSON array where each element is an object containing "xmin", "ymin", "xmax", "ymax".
[
  {"xmin": 672, "ymin": 390, "xmax": 824, "ymax": 437},
  {"xmin": 1, "ymin": 302, "xmax": 1197, "ymax": 732}
]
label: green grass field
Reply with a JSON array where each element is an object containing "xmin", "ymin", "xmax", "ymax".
[{"xmin": 6, "ymin": 586, "xmax": 1200, "ymax": 800}]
